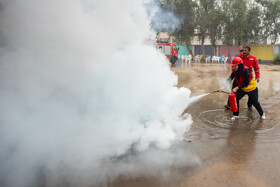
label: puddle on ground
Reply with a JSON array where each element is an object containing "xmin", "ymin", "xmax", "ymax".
[{"xmin": 113, "ymin": 63, "xmax": 280, "ymax": 187}]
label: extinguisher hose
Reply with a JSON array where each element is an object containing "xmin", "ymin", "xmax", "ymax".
[
  {"xmin": 221, "ymin": 91, "xmax": 231, "ymax": 94},
  {"xmin": 210, "ymin": 90, "xmax": 231, "ymax": 94}
]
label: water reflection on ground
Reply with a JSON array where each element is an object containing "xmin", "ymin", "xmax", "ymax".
[{"xmin": 113, "ymin": 63, "xmax": 280, "ymax": 187}]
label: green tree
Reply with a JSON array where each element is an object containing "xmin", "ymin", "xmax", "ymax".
[
  {"xmin": 232, "ymin": 0, "xmax": 247, "ymax": 46},
  {"xmin": 166, "ymin": 0, "xmax": 197, "ymax": 57},
  {"xmin": 162, "ymin": 0, "xmax": 263, "ymax": 59},
  {"xmin": 196, "ymin": 0, "xmax": 216, "ymax": 57},
  {"xmin": 243, "ymin": 4, "xmax": 262, "ymax": 44},
  {"xmin": 221, "ymin": 0, "xmax": 235, "ymax": 58},
  {"xmin": 221, "ymin": 0, "xmax": 255, "ymax": 57},
  {"xmin": 256, "ymin": 0, "xmax": 280, "ymax": 57},
  {"xmin": 203, "ymin": 0, "xmax": 223, "ymax": 56}
]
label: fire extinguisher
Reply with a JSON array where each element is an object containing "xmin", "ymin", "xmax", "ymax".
[{"xmin": 229, "ymin": 93, "xmax": 238, "ymax": 112}]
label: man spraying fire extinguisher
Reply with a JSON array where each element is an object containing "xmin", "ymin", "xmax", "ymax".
[{"xmin": 219, "ymin": 57, "xmax": 265, "ymax": 120}]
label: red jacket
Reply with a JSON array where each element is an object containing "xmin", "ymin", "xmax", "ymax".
[{"xmin": 236, "ymin": 54, "xmax": 260, "ymax": 78}]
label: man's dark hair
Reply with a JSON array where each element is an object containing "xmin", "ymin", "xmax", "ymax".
[
  {"xmin": 244, "ymin": 46, "xmax": 251, "ymax": 52},
  {"xmin": 239, "ymin": 49, "xmax": 243, "ymax": 52}
]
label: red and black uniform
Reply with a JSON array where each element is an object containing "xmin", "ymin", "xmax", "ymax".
[
  {"xmin": 235, "ymin": 54, "xmax": 259, "ymax": 107},
  {"xmin": 236, "ymin": 54, "xmax": 260, "ymax": 79},
  {"xmin": 227, "ymin": 63, "xmax": 264, "ymax": 117},
  {"xmin": 228, "ymin": 66, "xmax": 251, "ymax": 89}
]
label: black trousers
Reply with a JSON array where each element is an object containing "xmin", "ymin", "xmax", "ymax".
[
  {"xmin": 227, "ymin": 79, "xmax": 252, "ymax": 107},
  {"xmin": 233, "ymin": 87, "xmax": 263, "ymax": 116}
]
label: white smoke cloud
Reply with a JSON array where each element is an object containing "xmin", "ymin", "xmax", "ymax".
[
  {"xmin": 145, "ymin": 0, "xmax": 183, "ymax": 32},
  {"xmin": 0, "ymin": 0, "xmax": 196, "ymax": 186},
  {"xmin": 219, "ymin": 78, "xmax": 232, "ymax": 92}
]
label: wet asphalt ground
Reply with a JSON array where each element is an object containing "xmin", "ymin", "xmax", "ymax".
[{"xmin": 113, "ymin": 62, "xmax": 280, "ymax": 187}]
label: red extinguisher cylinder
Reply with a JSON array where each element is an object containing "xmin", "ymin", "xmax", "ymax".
[{"xmin": 229, "ymin": 93, "xmax": 238, "ymax": 112}]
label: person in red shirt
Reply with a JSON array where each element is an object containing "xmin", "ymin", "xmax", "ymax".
[
  {"xmin": 225, "ymin": 46, "xmax": 260, "ymax": 111},
  {"xmin": 237, "ymin": 46, "xmax": 260, "ymax": 82}
]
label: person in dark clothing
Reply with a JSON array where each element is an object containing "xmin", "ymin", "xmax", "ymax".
[
  {"xmin": 224, "ymin": 50, "xmax": 243, "ymax": 110},
  {"xmin": 225, "ymin": 46, "xmax": 260, "ymax": 111},
  {"xmin": 219, "ymin": 57, "xmax": 265, "ymax": 120}
]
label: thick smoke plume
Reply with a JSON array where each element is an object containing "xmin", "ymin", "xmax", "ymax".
[
  {"xmin": 145, "ymin": 0, "xmax": 183, "ymax": 32},
  {"xmin": 0, "ymin": 0, "xmax": 195, "ymax": 186}
]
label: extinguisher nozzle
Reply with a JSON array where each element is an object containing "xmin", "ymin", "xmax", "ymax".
[{"xmin": 210, "ymin": 90, "xmax": 218, "ymax": 94}]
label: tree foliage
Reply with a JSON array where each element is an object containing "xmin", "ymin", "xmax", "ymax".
[
  {"xmin": 156, "ymin": 0, "xmax": 280, "ymax": 57},
  {"xmin": 256, "ymin": 0, "xmax": 280, "ymax": 45},
  {"xmin": 165, "ymin": 0, "xmax": 197, "ymax": 56},
  {"xmin": 220, "ymin": 0, "xmax": 262, "ymax": 47},
  {"xmin": 206, "ymin": 2, "xmax": 223, "ymax": 55},
  {"xmin": 196, "ymin": 0, "xmax": 217, "ymax": 56}
]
